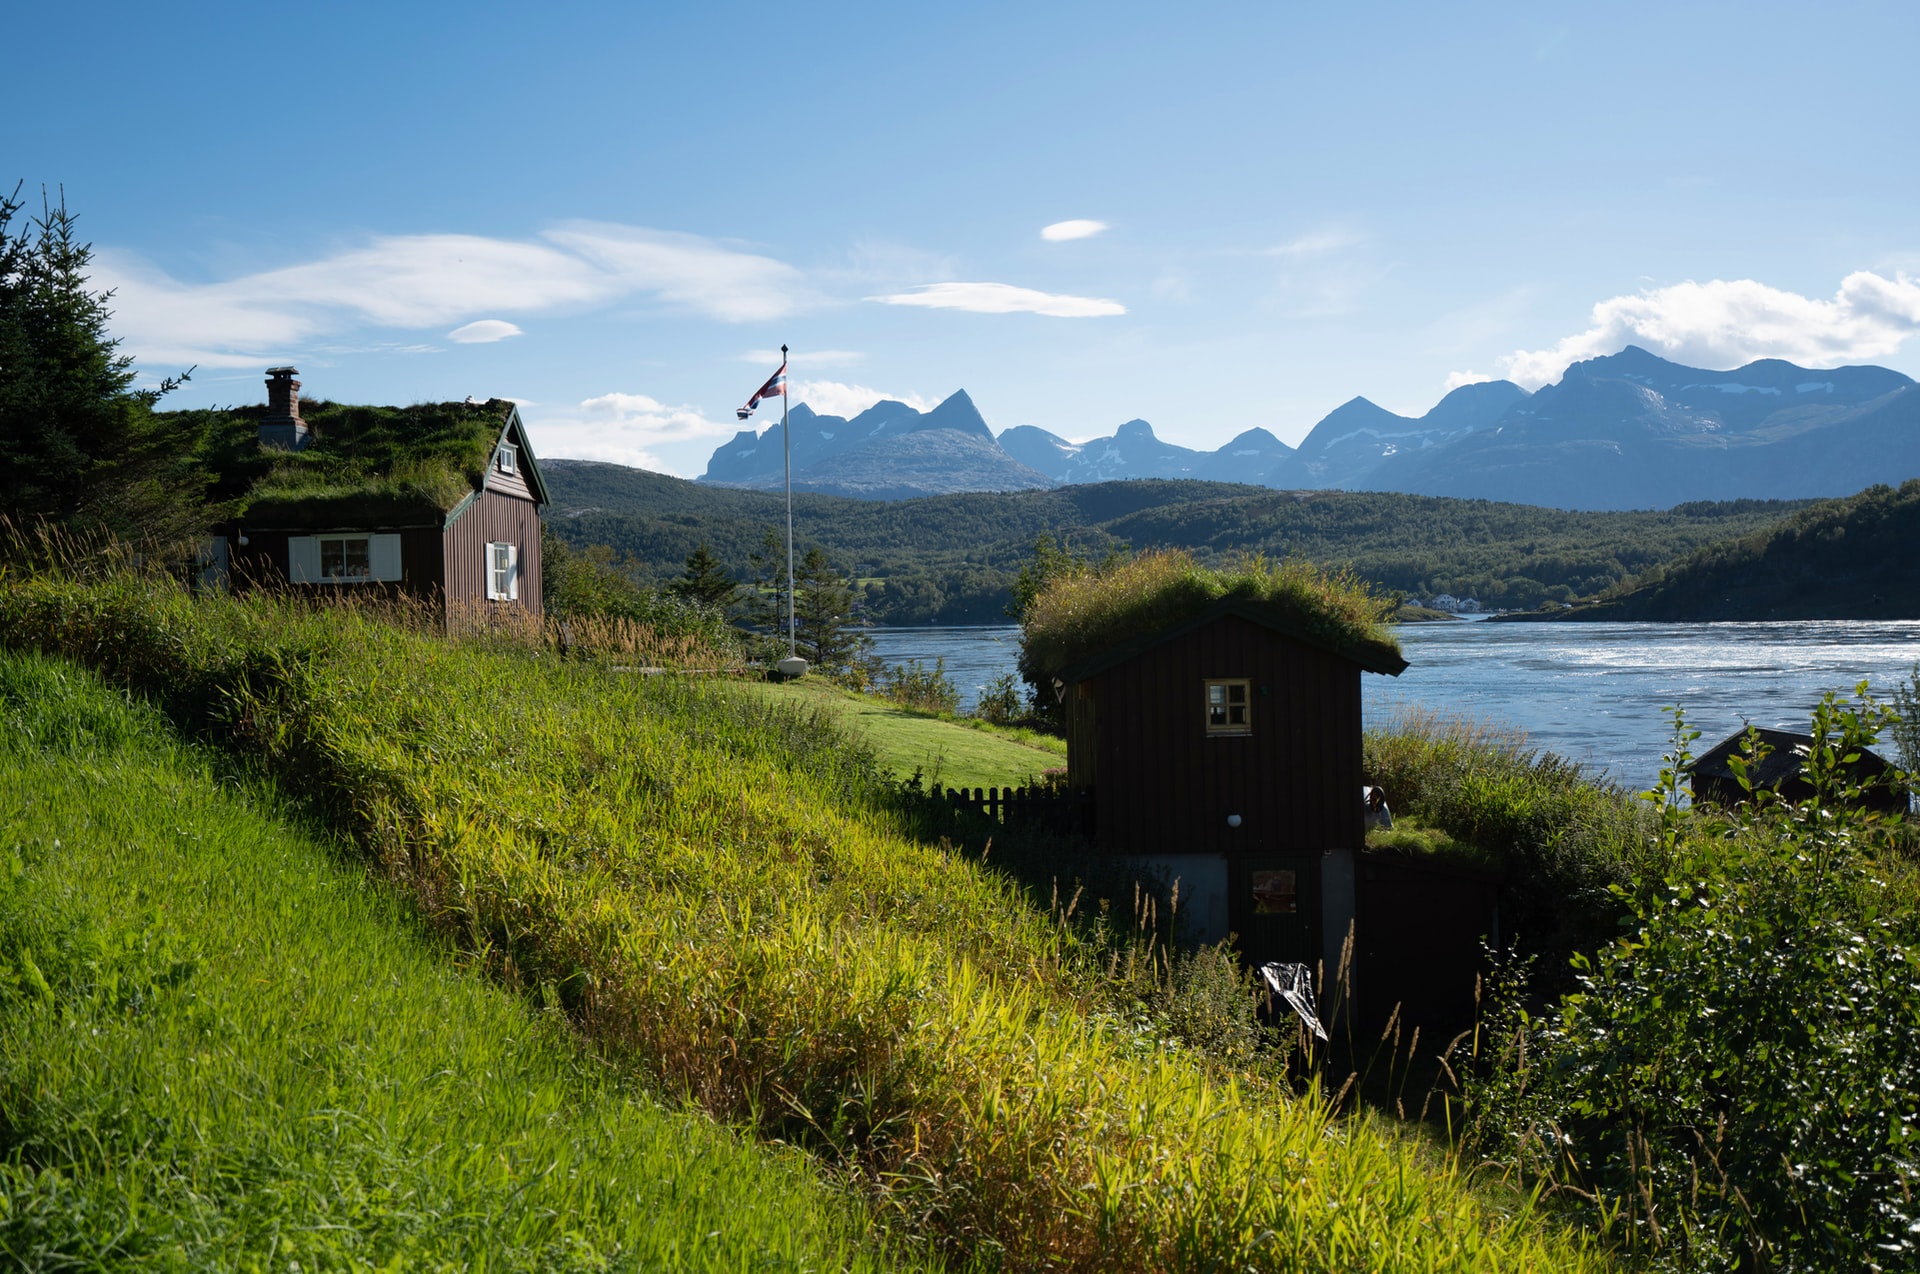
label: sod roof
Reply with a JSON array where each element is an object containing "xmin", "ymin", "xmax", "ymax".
[
  {"xmin": 228, "ymin": 399, "xmax": 537, "ymax": 529},
  {"xmin": 1022, "ymin": 550, "xmax": 1406, "ymax": 681}
]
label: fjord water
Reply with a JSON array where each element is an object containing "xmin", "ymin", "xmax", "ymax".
[{"xmin": 867, "ymin": 620, "xmax": 1920, "ymax": 793}]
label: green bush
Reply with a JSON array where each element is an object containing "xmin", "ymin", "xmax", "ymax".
[
  {"xmin": 971, "ymin": 672, "xmax": 1027, "ymax": 727},
  {"xmin": 1464, "ymin": 696, "xmax": 1920, "ymax": 1270},
  {"xmin": 879, "ymin": 656, "xmax": 960, "ymax": 714}
]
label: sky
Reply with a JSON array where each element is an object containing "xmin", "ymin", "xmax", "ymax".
[{"xmin": 11, "ymin": 1, "xmax": 1920, "ymax": 477}]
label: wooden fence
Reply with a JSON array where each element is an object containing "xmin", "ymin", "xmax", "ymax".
[{"xmin": 938, "ymin": 783, "xmax": 1094, "ymax": 837}]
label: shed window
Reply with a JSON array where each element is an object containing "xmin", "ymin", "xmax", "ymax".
[
  {"xmin": 486, "ymin": 541, "xmax": 520, "ymax": 601},
  {"xmin": 496, "ymin": 443, "xmax": 518, "ymax": 475},
  {"xmin": 1205, "ymin": 679, "xmax": 1251, "ymax": 735},
  {"xmin": 320, "ymin": 536, "xmax": 372, "ymax": 582}
]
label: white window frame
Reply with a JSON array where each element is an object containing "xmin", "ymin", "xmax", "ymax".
[
  {"xmin": 288, "ymin": 533, "xmax": 402, "ymax": 584},
  {"xmin": 486, "ymin": 541, "xmax": 520, "ymax": 601},
  {"xmin": 496, "ymin": 442, "xmax": 518, "ymax": 475},
  {"xmin": 1205, "ymin": 678, "xmax": 1252, "ymax": 736}
]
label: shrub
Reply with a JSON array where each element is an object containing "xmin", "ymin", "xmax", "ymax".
[
  {"xmin": 971, "ymin": 672, "xmax": 1027, "ymax": 727},
  {"xmin": 879, "ymin": 656, "xmax": 959, "ymax": 714},
  {"xmin": 1463, "ymin": 696, "xmax": 1920, "ymax": 1270}
]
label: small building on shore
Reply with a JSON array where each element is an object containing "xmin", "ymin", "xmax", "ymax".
[
  {"xmin": 1049, "ymin": 594, "xmax": 1408, "ymax": 983},
  {"xmin": 1690, "ymin": 726, "xmax": 1907, "ymax": 814}
]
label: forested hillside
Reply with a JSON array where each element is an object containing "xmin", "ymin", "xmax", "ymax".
[
  {"xmin": 1541, "ymin": 479, "xmax": 1920, "ymax": 621},
  {"xmin": 545, "ymin": 459, "xmax": 1807, "ymax": 622}
]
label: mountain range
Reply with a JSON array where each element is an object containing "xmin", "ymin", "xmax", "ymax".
[{"xmin": 698, "ymin": 348, "xmax": 1920, "ymax": 511}]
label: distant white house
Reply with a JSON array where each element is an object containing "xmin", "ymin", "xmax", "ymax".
[{"xmin": 1425, "ymin": 594, "xmax": 1482, "ymax": 614}]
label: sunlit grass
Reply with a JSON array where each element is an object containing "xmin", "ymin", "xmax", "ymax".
[
  {"xmin": 0, "ymin": 574, "xmax": 1604, "ymax": 1271},
  {"xmin": 0, "ymin": 651, "xmax": 930, "ymax": 1271}
]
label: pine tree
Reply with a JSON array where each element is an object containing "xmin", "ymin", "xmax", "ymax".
[
  {"xmin": 670, "ymin": 541, "xmax": 738, "ymax": 610},
  {"xmin": 0, "ymin": 184, "xmax": 201, "ymax": 543},
  {"xmin": 793, "ymin": 544, "xmax": 870, "ymax": 674}
]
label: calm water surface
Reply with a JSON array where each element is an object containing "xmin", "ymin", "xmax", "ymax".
[{"xmin": 867, "ymin": 620, "xmax": 1920, "ymax": 792}]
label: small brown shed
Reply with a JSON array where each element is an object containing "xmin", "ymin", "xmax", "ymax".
[
  {"xmin": 1054, "ymin": 598, "xmax": 1407, "ymax": 976},
  {"xmin": 214, "ymin": 369, "xmax": 548, "ymax": 617}
]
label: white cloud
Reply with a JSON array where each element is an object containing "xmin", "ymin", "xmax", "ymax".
[
  {"xmin": 1500, "ymin": 271, "xmax": 1920, "ymax": 388},
  {"xmin": 94, "ymin": 222, "xmax": 816, "ymax": 369},
  {"xmin": 739, "ymin": 347, "xmax": 865, "ymax": 367},
  {"xmin": 790, "ymin": 379, "xmax": 935, "ymax": 418},
  {"xmin": 1042, "ymin": 219, "xmax": 1109, "ymax": 242},
  {"xmin": 448, "ymin": 319, "xmax": 522, "ymax": 343},
  {"xmin": 868, "ymin": 281, "xmax": 1126, "ymax": 318},
  {"xmin": 1442, "ymin": 370, "xmax": 1495, "ymax": 391},
  {"xmin": 532, "ymin": 391, "xmax": 742, "ymax": 475}
]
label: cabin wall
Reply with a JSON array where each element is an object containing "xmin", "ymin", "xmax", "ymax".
[
  {"xmin": 229, "ymin": 526, "xmax": 445, "ymax": 601},
  {"xmin": 1086, "ymin": 614, "xmax": 1364, "ymax": 858},
  {"xmin": 443, "ymin": 488, "xmax": 543, "ymax": 614}
]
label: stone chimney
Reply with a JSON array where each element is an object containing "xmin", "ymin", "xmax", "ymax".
[{"xmin": 259, "ymin": 367, "xmax": 310, "ymax": 450}]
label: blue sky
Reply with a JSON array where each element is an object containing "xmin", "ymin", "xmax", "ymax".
[{"xmin": 13, "ymin": 1, "xmax": 1920, "ymax": 476}]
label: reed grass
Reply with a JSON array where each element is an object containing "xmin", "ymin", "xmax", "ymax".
[
  {"xmin": 0, "ymin": 570, "xmax": 1603, "ymax": 1271},
  {"xmin": 0, "ymin": 649, "xmax": 931, "ymax": 1271}
]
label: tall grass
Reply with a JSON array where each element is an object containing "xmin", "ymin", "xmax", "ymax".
[
  {"xmin": 1365, "ymin": 708, "xmax": 1661, "ymax": 975},
  {"xmin": 0, "ymin": 650, "xmax": 929, "ymax": 1271},
  {"xmin": 0, "ymin": 571, "xmax": 1601, "ymax": 1271}
]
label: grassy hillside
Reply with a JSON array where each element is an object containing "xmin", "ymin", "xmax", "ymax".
[
  {"xmin": 0, "ymin": 573, "xmax": 1598, "ymax": 1271},
  {"xmin": 0, "ymin": 651, "xmax": 928, "ymax": 1271},
  {"xmin": 544, "ymin": 460, "xmax": 1807, "ymax": 621},
  {"xmin": 1536, "ymin": 479, "xmax": 1920, "ymax": 621}
]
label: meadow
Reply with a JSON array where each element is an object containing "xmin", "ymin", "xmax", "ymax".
[
  {"xmin": 0, "ymin": 650, "xmax": 927, "ymax": 1271},
  {"xmin": 0, "ymin": 569, "xmax": 1598, "ymax": 1272}
]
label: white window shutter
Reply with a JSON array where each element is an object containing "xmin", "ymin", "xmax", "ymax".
[
  {"xmin": 369, "ymin": 534, "xmax": 403, "ymax": 582},
  {"xmin": 485, "ymin": 543, "xmax": 503, "ymax": 600},
  {"xmin": 506, "ymin": 544, "xmax": 519, "ymax": 600},
  {"xmin": 287, "ymin": 536, "xmax": 320, "ymax": 584}
]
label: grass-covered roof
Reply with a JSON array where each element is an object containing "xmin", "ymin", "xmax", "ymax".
[
  {"xmin": 1022, "ymin": 548, "xmax": 1405, "ymax": 680},
  {"xmin": 192, "ymin": 398, "xmax": 517, "ymax": 528}
]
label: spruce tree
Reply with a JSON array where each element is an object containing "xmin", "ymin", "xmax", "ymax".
[
  {"xmin": 792, "ymin": 544, "xmax": 870, "ymax": 674},
  {"xmin": 670, "ymin": 541, "xmax": 738, "ymax": 610},
  {"xmin": 0, "ymin": 184, "xmax": 202, "ymax": 543}
]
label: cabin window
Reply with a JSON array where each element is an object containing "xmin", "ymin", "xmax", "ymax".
[
  {"xmin": 1205, "ymin": 679, "xmax": 1251, "ymax": 735},
  {"xmin": 496, "ymin": 443, "xmax": 518, "ymax": 475},
  {"xmin": 319, "ymin": 536, "xmax": 372, "ymax": 582},
  {"xmin": 288, "ymin": 534, "xmax": 401, "ymax": 583},
  {"xmin": 486, "ymin": 541, "xmax": 519, "ymax": 601}
]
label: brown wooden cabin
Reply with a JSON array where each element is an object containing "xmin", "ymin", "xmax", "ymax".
[
  {"xmin": 211, "ymin": 369, "xmax": 547, "ymax": 617},
  {"xmin": 1690, "ymin": 726, "xmax": 1907, "ymax": 815},
  {"xmin": 1055, "ymin": 599, "xmax": 1407, "ymax": 983}
]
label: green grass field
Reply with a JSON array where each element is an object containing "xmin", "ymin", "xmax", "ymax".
[
  {"xmin": 0, "ymin": 652, "xmax": 934, "ymax": 1271},
  {"xmin": 0, "ymin": 577, "xmax": 1602, "ymax": 1271},
  {"xmin": 737, "ymin": 677, "xmax": 1063, "ymax": 791}
]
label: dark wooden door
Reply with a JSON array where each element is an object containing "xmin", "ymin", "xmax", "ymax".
[{"xmin": 1229, "ymin": 852, "xmax": 1322, "ymax": 972}]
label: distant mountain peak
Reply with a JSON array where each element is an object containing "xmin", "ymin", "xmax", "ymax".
[{"xmin": 1115, "ymin": 418, "xmax": 1158, "ymax": 441}]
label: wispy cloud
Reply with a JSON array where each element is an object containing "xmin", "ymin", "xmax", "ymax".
[
  {"xmin": 868, "ymin": 281, "xmax": 1125, "ymax": 318},
  {"xmin": 1495, "ymin": 271, "xmax": 1920, "ymax": 388},
  {"xmin": 791, "ymin": 379, "xmax": 935, "ymax": 418},
  {"xmin": 1264, "ymin": 229, "xmax": 1365, "ymax": 259},
  {"xmin": 1442, "ymin": 370, "xmax": 1495, "ymax": 391},
  {"xmin": 448, "ymin": 319, "xmax": 522, "ymax": 343},
  {"xmin": 95, "ymin": 222, "xmax": 815, "ymax": 369},
  {"xmin": 1042, "ymin": 219, "xmax": 1109, "ymax": 242}
]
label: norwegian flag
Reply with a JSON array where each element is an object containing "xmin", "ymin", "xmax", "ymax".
[{"xmin": 737, "ymin": 362, "xmax": 787, "ymax": 420}]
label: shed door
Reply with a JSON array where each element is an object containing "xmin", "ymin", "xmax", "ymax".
[{"xmin": 1230, "ymin": 852, "xmax": 1323, "ymax": 975}]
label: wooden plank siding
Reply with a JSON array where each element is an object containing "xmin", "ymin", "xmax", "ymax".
[
  {"xmin": 228, "ymin": 526, "xmax": 446, "ymax": 601},
  {"xmin": 443, "ymin": 488, "xmax": 543, "ymax": 613},
  {"xmin": 1072, "ymin": 613, "xmax": 1364, "ymax": 858}
]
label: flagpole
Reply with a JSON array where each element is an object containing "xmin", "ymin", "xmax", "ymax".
[{"xmin": 782, "ymin": 343, "xmax": 795, "ymax": 658}]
